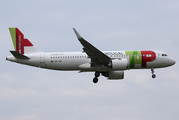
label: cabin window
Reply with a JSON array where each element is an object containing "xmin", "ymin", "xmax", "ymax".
[{"xmin": 137, "ymin": 55, "xmax": 139, "ymax": 59}]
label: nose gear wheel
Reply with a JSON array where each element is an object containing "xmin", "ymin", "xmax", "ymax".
[
  {"xmin": 93, "ymin": 77, "xmax": 98, "ymax": 83},
  {"xmin": 151, "ymin": 69, "xmax": 156, "ymax": 78}
]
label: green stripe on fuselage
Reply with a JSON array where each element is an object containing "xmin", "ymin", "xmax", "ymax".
[
  {"xmin": 125, "ymin": 51, "xmax": 142, "ymax": 68},
  {"xmin": 9, "ymin": 28, "xmax": 16, "ymax": 51}
]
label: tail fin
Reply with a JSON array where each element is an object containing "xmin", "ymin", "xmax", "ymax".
[{"xmin": 9, "ymin": 28, "xmax": 40, "ymax": 54}]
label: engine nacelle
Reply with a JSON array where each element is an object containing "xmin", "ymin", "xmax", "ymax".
[
  {"xmin": 108, "ymin": 59, "xmax": 128, "ymax": 70},
  {"xmin": 102, "ymin": 71, "xmax": 124, "ymax": 79}
]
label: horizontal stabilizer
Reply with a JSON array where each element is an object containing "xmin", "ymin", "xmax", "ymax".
[{"xmin": 10, "ymin": 51, "xmax": 30, "ymax": 59}]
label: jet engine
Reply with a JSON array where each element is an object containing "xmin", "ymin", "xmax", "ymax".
[
  {"xmin": 108, "ymin": 59, "xmax": 128, "ymax": 70},
  {"xmin": 102, "ymin": 71, "xmax": 124, "ymax": 79}
]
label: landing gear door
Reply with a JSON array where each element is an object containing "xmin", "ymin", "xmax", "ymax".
[{"xmin": 40, "ymin": 54, "xmax": 45, "ymax": 63}]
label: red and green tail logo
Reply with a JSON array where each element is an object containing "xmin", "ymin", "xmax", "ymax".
[{"xmin": 9, "ymin": 28, "xmax": 33, "ymax": 54}]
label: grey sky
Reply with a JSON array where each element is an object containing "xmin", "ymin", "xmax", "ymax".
[{"xmin": 0, "ymin": 0, "xmax": 179, "ymax": 120}]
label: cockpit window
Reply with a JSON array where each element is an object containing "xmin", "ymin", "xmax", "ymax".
[{"xmin": 162, "ymin": 54, "xmax": 167, "ymax": 56}]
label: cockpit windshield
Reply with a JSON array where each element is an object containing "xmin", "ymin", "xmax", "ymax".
[{"xmin": 162, "ymin": 54, "xmax": 167, "ymax": 56}]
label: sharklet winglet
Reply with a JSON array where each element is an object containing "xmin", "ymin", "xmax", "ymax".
[{"xmin": 73, "ymin": 28, "xmax": 83, "ymax": 39}]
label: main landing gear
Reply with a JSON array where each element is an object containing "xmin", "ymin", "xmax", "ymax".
[
  {"xmin": 151, "ymin": 69, "xmax": 156, "ymax": 78},
  {"xmin": 93, "ymin": 71, "xmax": 100, "ymax": 83}
]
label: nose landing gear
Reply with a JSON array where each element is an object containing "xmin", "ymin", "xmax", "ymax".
[
  {"xmin": 93, "ymin": 71, "xmax": 100, "ymax": 83},
  {"xmin": 151, "ymin": 69, "xmax": 156, "ymax": 78},
  {"xmin": 93, "ymin": 77, "xmax": 98, "ymax": 83}
]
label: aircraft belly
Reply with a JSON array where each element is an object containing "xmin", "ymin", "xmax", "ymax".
[
  {"xmin": 79, "ymin": 63, "xmax": 111, "ymax": 72},
  {"xmin": 133, "ymin": 64, "xmax": 141, "ymax": 69},
  {"xmin": 59, "ymin": 62, "xmax": 79, "ymax": 70},
  {"xmin": 147, "ymin": 61, "xmax": 161, "ymax": 68},
  {"xmin": 147, "ymin": 57, "xmax": 169, "ymax": 68},
  {"xmin": 58, "ymin": 59, "xmax": 89, "ymax": 70}
]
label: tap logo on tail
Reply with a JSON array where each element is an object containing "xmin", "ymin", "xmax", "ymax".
[{"xmin": 9, "ymin": 28, "xmax": 33, "ymax": 54}]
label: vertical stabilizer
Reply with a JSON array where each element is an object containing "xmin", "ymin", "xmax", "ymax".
[{"xmin": 9, "ymin": 28, "xmax": 40, "ymax": 54}]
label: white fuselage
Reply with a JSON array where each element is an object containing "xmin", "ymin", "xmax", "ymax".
[
  {"xmin": 6, "ymin": 50, "xmax": 176, "ymax": 72},
  {"xmin": 7, "ymin": 28, "xmax": 176, "ymax": 83}
]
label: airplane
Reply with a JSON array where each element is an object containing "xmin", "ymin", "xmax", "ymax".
[{"xmin": 6, "ymin": 28, "xmax": 176, "ymax": 83}]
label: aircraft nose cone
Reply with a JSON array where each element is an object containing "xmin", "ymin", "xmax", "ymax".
[{"xmin": 169, "ymin": 58, "xmax": 176, "ymax": 66}]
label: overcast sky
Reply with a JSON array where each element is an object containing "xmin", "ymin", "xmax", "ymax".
[{"xmin": 0, "ymin": 0, "xmax": 179, "ymax": 120}]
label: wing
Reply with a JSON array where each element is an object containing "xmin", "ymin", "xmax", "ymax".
[{"xmin": 73, "ymin": 28, "xmax": 111, "ymax": 66}]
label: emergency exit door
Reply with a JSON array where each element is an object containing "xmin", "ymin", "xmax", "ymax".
[{"xmin": 40, "ymin": 54, "xmax": 45, "ymax": 63}]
